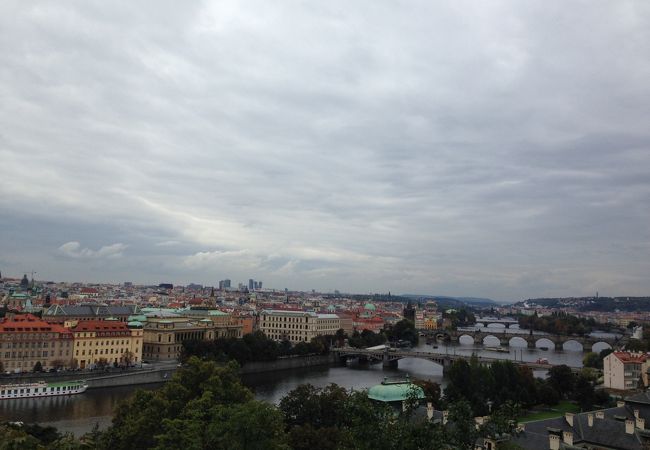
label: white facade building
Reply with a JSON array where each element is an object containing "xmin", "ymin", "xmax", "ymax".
[
  {"xmin": 259, "ymin": 310, "xmax": 340, "ymax": 343},
  {"xmin": 603, "ymin": 351, "xmax": 649, "ymax": 391}
]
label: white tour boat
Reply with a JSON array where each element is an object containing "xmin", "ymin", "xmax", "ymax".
[{"xmin": 0, "ymin": 380, "xmax": 88, "ymax": 399}]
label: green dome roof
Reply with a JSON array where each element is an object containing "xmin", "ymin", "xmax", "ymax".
[
  {"xmin": 364, "ymin": 303, "xmax": 376, "ymax": 311},
  {"xmin": 368, "ymin": 378, "xmax": 425, "ymax": 403}
]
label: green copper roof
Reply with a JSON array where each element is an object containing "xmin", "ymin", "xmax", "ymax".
[
  {"xmin": 364, "ymin": 303, "xmax": 376, "ymax": 311},
  {"xmin": 367, "ymin": 378, "xmax": 425, "ymax": 403}
]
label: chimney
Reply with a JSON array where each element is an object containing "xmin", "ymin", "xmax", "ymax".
[
  {"xmin": 565, "ymin": 412, "xmax": 574, "ymax": 427},
  {"xmin": 549, "ymin": 433, "xmax": 560, "ymax": 450},
  {"xmin": 427, "ymin": 402, "xmax": 433, "ymax": 420},
  {"xmin": 596, "ymin": 411, "xmax": 605, "ymax": 419},
  {"xmin": 442, "ymin": 410, "xmax": 449, "ymax": 425},
  {"xmin": 562, "ymin": 431, "xmax": 573, "ymax": 446},
  {"xmin": 617, "ymin": 400, "xmax": 626, "ymax": 407},
  {"xmin": 634, "ymin": 409, "xmax": 640, "ymax": 418},
  {"xmin": 626, "ymin": 419, "xmax": 635, "ymax": 434},
  {"xmin": 637, "ymin": 417, "xmax": 645, "ymax": 430}
]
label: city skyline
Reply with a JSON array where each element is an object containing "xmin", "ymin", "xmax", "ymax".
[{"xmin": 1, "ymin": 2, "xmax": 649, "ymax": 301}]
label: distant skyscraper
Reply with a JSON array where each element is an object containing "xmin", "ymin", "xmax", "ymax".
[
  {"xmin": 258, "ymin": 281, "xmax": 262, "ymax": 289},
  {"xmin": 249, "ymin": 279, "xmax": 254, "ymax": 290}
]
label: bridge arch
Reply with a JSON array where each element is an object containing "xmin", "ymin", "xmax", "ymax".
[
  {"xmin": 458, "ymin": 334, "xmax": 475, "ymax": 345},
  {"xmin": 509, "ymin": 336, "xmax": 528, "ymax": 347},
  {"xmin": 591, "ymin": 341, "xmax": 612, "ymax": 353},
  {"xmin": 483, "ymin": 335, "xmax": 502, "ymax": 347},
  {"xmin": 563, "ymin": 340, "xmax": 583, "ymax": 352},
  {"xmin": 486, "ymin": 323, "xmax": 506, "ymax": 330},
  {"xmin": 535, "ymin": 338, "xmax": 556, "ymax": 350}
]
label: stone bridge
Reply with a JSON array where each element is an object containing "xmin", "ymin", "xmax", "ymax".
[
  {"xmin": 332, "ymin": 347, "xmax": 563, "ymax": 374},
  {"xmin": 433, "ymin": 330, "xmax": 625, "ymax": 352}
]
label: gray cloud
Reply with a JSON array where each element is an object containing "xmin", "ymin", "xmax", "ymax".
[{"xmin": 1, "ymin": 1, "xmax": 649, "ymax": 300}]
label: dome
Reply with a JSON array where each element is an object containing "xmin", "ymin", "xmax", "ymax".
[
  {"xmin": 367, "ymin": 377, "xmax": 425, "ymax": 403},
  {"xmin": 364, "ymin": 303, "xmax": 376, "ymax": 311},
  {"xmin": 327, "ymin": 305, "xmax": 336, "ymax": 312}
]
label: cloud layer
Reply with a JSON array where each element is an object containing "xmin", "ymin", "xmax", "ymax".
[{"xmin": 1, "ymin": 1, "xmax": 649, "ymax": 300}]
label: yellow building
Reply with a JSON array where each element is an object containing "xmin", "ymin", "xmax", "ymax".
[
  {"xmin": 259, "ymin": 310, "xmax": 340, "ymax": 343},
  {"xmin": 68, "ymin": 319, "xmax": 143, "ymax": 369}
]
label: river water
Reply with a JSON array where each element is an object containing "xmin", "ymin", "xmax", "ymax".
[{"xmin": 0, "ymin": 338, "xmax": 605, "ymax": 436}]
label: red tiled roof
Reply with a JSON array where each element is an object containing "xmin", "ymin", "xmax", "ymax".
[
  {"xmin": 0, "ymin": 314, "xmax": 72, "ymax": 337},
  {"xmin": 614, "ymin": 351, "xmax": 648, "ymax": 363}
]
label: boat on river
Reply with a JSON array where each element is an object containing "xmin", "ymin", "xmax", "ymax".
[
  {"xmin": 484, "ymin": 346, "xmax": 509, "ymax": 353},
  {"xmin": 0, "ymin": 380, "xmax": 88, "ymax": 400}
]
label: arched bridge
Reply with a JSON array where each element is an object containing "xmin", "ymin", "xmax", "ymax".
[
  {"xmin": 332, "ymin": 347, "xmax": 562, "ymax": 374},
  {"xmin": 434, "ymin": 330, "xmax": 625, "ymax": 352}
]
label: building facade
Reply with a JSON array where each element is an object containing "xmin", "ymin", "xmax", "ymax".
[
  {"xmin": 142, "ymin": 317, "xmax": 215, "ymax": 361},
  {"xmin": 68, "ymin": 320, "xmax": 143, "ymax": 369},
  {"xmin": 604, "ymin": 351, "xmax": 650, "ymax": 390},
  {"xmin": 0, "ymin": 314, "xmax": 73, "ymax": 373},
  {"xmin": 259, "ymin": 310, "xmax": 340, "ymax": 343}
]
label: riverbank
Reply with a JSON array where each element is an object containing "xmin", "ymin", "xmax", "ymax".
[{"xmin": 0, "ymin": 354, "xmax": 338, "ymax": 389}]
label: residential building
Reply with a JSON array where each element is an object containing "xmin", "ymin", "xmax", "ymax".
[
  {"xmin": 604, "ymin": 352, "xmax": 650, "ymax": 390},
  {"xmin": 142, "ymin": 317, "xmax": 216, "ymax": 361},
  {"xmin": 259, "ymin": 310, "xmax": 340, "ymax": 343},
  {"xmin": 0, "ymin": 314, "xmax": 73, "ymax": 373},
  {"xmin": 508, "ymin": 393, "xmax": 650, "ymax": 449},
  {"xmin": 68, "ymin": 319, "xmax": 143, "ymax": 369}
]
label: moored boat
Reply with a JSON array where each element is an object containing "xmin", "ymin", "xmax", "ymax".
[{"xmin": 0, "ymin": 380, "xmax": 88, "ymax": 399}]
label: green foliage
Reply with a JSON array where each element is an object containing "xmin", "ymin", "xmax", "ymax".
[
  {"xmin": 99, "ymin": 357, "xmax": 261, "ymax": 450},
  {"xmin": 181, "ymin": 331, "xmax": 332, "ymax": 366},
  {"xmin": 442, "ymin": 308, "xmax": 475, "ymax": 329},
  {"xmin": 445, "ymin": 357, "xmax": 538, "ymax": 415},
  {"xmin": 385, "ymin": 319, "xmax": 419, "ymax": 346},
  {"xmin": 33, "ymin": 361, "xmax": 43, "ymax": 372},
  {"xmin": 518, "ymin": 312, "xmax": 598, "ymax": 335},
  {"xmin": 547, "ymin": 365, "xmax": 575, "ymax": 399},
  {"xmin": 582, "ymin": 352, "xmax": 601, "ymax": 369},
  {"xmin": 348, "ymin": 329, "xmax": 386, "ymax": 348}
]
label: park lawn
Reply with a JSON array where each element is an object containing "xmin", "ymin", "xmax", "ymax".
[{"xmin": 519, "ymin": 401, "xmax": 580, "ymax": 423}]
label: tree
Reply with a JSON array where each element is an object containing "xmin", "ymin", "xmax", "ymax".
[
  {"xmin": 32, "ymin": 361, "xmax": 43, "ymax": 372},
  {"xmin": 583, "ymin": 352, "xmax": 600, "ymax": 369},
  {"xmin": 414, "ymin": 379, "xmax": 441, "ymax": 408},
  {"xmin": 121, "ymin": 351, "xmax": 135, "ymax": 367},
  {"xmin": 548, "ymin": 365, "xmax": 575, "ymax": 399},
  {"xmin": 204, "ymin": 401, "xmax": 288, "ymax": 450},
  {"xmin": 447, "ymin": 399, "xmax": 478, "ymax": 450}
]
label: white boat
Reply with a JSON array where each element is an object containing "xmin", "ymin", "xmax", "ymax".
[
  {"xmin": 0, "ymin": 380, "xmax": 88, "ymax": 399},
  {"xmin": 485, "ymin": 346, "xmax": 509, "ymax": 353}
]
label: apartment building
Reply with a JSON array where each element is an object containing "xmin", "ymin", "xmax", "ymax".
[
  {"xmin": 0, "ymin": 314, "xmax": 73, "ymax": 373},
  {"xmin": 68, "ymin": 319, "xmax": 143, "ymax": 369},
  {"xmin": 604, "ymin": 351, "xmax": 650, "ymax": 390},
  {"xmin": 259, "ymin": 310, "xmax": 341, "ymax": 343}
]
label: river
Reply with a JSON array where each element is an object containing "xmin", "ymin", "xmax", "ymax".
[{"xmin": 0, "ymin": 340, "xmax": 598, "ymax": 436}]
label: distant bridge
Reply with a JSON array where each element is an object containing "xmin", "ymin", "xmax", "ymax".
[
  {"xmin": 474, "ymin": 317, "xmax": 519, "ymax": 328},
  {"xmin": 332, "ymin": 347, "xmax": 565, "ymax": 374},
  {"xmin": 432, "ymin": 329, "xmax": 626, "ymax": 352}
]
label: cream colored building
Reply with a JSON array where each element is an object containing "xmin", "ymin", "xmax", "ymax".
[
  {"xmin": 142, "ymin": 317, "xmax": 216, "ymax": 361},
  {"xmin": 68, "ymin": 319, "xmax": 143, "ymax": 369},
  {"xmin": 603, "ymin": 351, "xmax": 649, "ymax": 390},
  {"xmin": 259, "ymin": 310, "xmax": 340, "ymax": 343}
]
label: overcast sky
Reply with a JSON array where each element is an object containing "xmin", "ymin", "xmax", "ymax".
[{"xmin": 1, "ymin": 1, "xmax": 649, "ymax": 301}]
